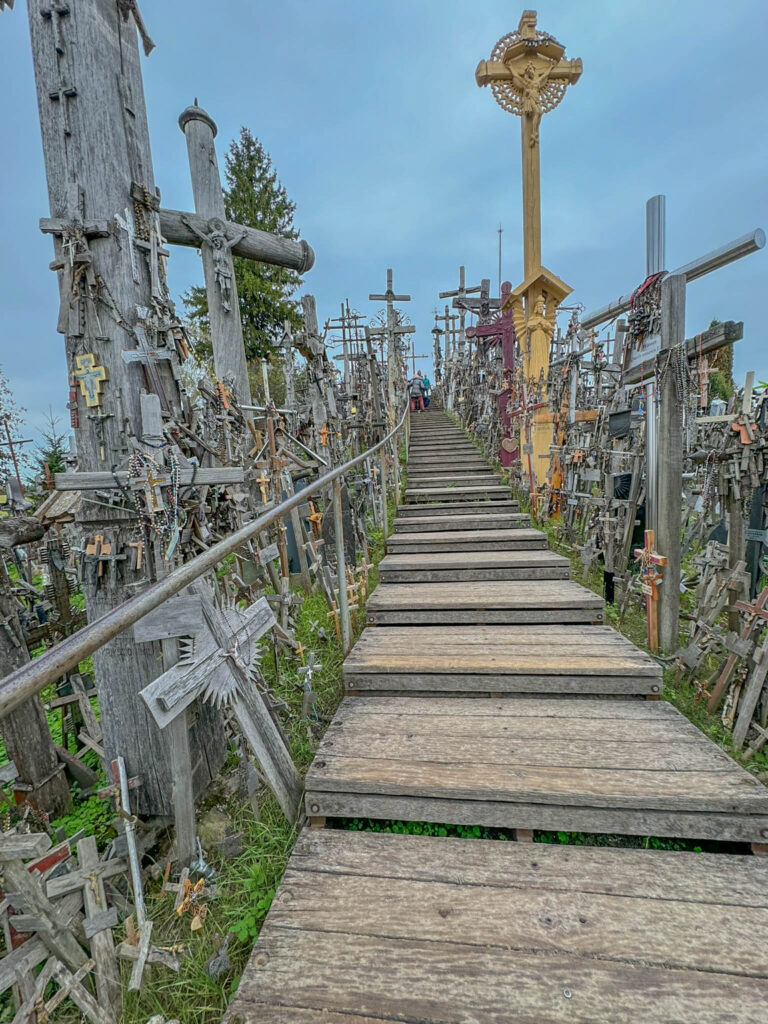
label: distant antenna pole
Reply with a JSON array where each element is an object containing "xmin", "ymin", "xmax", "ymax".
[{"xmin": 497, "ymin": 225, "xmax": 503, "ymax": 298}]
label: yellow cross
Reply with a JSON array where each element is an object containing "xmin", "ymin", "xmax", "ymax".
[{"xmin": 73, "ymin": 353, "xmax": 108, "ymax": 407}]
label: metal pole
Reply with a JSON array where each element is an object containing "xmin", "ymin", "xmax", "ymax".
[
  {"xmin": 332, "ymin": 477, "xmax": 352, "ymax": 653},
  {"xmin": 380, "ymin": 449, "xmax": 389, "ymax": 540},
  {"xmin": 392, "ymin": 435, "xmax": 401, "ymax": 506},
  {"xmin": 498, "ymin": 224, "xmax": 503, "ymax": 300}
]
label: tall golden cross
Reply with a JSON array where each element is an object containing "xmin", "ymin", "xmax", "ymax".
[
  {"xmin": 476, "ymin": 11, "xmax": 582, "ymax": 279},
  {"xmin": 476, "ymin": 11, "xmax": 581, "ymax": 488}
]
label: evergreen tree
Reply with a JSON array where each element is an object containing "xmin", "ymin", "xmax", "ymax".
[
  {"xmin": 183, "ymin": 127, "xmax": 303, "ymax": 362},
  {"xmin": 31, "ymin": 409, "xmax": 69, "ymax": 482}
]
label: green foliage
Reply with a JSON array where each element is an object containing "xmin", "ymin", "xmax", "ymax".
[
  {"xmin": 338, "ymin": 818, "xmax": 511, "ymax": 841},
  {"xmin": 709, "ymin": 369, "xmax": 733, "ymax": 401},
  {"xmin": 31, "ymin": 409, "xmax": 69, "ymax": 481},
  {"xmin": 50, "ymin": 794, "xmax": 115, "ymax": 845},
  {"xmin": 183, "ymin": 127, "xmax": 304, "ymax": 363}
]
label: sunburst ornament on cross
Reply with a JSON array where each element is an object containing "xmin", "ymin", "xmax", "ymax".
[
  {"xmin": 476, "ymin": 10, "xmax": 582, "ymax": 278},
  {"xmin": 475, "ymin": 12, "xmax": 581, "ymax": 490}
]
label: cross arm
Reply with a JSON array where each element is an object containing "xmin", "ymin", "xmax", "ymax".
[
  {"xmin": 622, "ymin": 320, "xmax": 743, "ymax": 387},
  {"xmin": 439, "ymin": 285, "xmax": 482, "ymax": 299},
  {"xmin": 159, "ymin": 208, "xmax": 315, "ymax": 274},
  {"xmin": 369, "ymin": 293, "xmax": 411, "ymax": 302},
  {"xmin": 582, "ymin": 229, "xmax": 764, "ymax": 330}
]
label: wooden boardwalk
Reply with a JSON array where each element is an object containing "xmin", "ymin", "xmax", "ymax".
[{"xmin": 226, "ymin": 411, "xmax": 768, "ymax": 1023}]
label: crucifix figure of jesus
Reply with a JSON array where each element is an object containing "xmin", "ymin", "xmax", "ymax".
[{"xmin": 476, "ymin": 11, "xmax": 582, "ymax": 278}]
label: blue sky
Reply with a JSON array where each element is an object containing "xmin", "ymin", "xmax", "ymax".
[{"xmin": 1, "ymin": 0, "xmax": 767, "ymax": 438}]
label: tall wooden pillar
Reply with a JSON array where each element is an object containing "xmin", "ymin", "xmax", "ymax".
[
  {"xmin": 657, "ymin": 274, "xmax": 686, "ymax": 652},
  {"xmin": 27, "ymin": 0, "xmax": 224, "ymax": 815},
  {"xmin": 178, "ymin": 103, "xmax": 253, "ymax": 408}
]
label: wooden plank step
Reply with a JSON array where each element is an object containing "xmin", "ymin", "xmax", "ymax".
[
  {"xmin": 407, "ymin": 464, "xmax": 493, "ymax": 474},
  {"xmin": 407, "ymin": 460, "xmax": 490, "ymax": 471},
  {"xmin": 367, "ymin": 580, "xmax": 604, "ymax": 625},
  {"xmin": 397, "ymin": 500, "xmax": 520, "ymax": 517},
  {"xmin": 405, "ymin": 486, "xmax": 511, "ymax": 503},
  {"xmin": 386, "ymin": 528, "xmax": 547, "ymax": 552},
  {"xmin": 226, "ymin": 828, "xmax": 768, "ymax": 1024},
  {"xmin": 379, "ymin": 549, "xmax": 571, "ymax": 582},
  {"xmin": 409, "ymin": 443, "xmax": 478, "ymax": 453},
  {"xmin": 406, "ymin": 474, "xmax": 501, "ymax": 488},
  {"xmin": 343, "ymin": 624, "xmax": 662, "ymax": 696},
  {"xmin": 392, "ymin": 512, "xmax": 530, "ymax": 532},
  {"xmin": 306, "ymin": 697, "xmax": 768, "ymax": 843}
]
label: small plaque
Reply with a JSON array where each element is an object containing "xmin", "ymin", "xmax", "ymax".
[{"xmin": 746, "ymin": 528, "xmax": 768, "ymax": 544}]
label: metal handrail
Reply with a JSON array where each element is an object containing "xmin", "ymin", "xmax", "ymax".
[{"xmin": 0, "ymin": 401, "xmax": 410, "ymax": 718}]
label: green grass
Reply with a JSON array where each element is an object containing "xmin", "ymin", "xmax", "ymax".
[{"xmin": 115, "ymin": 505, "xmax": 396, "ymax": 1024}]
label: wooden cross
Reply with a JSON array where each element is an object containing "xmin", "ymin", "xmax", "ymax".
[
  {"xmin": 120, "ymin": 316, "xmax": 174, "ymax": 414},
  {"xmin": 467, "ymin": 282, "xmax": 518, "ymax": 466},
  {"xmin": 318, "ymin": 423, "xmax": 331, "ymax": 447},
  {"xmin": 40, "ymin": 1, "xmax": 71, "ymax": 57},
  {"xmin": 369, "ymin": 268, "xmax": 412, "ymax": 413},
  {"xmin": 48, "ymin": 82, "xmax": 78, "ymax": 137},
  {"xmin": 707, "ymin": 587, "xmax": 768, "ymax": 712},
  {"xmin": 256, "ymin": 471, "xmax": 270, "ymax": 505},
  {"xmin": 326, "ymin": 600, "xmax": 342, "ymax": 643},
  {"xmin": 439, "ymin": 265, "xmax": 483, "ymax": 356},
  {"xmin": 408, "ymin": 338, "xmax": 430, "ymax": 376},
  {"xmin": 73, "ymin": 353, "xmax": 108, "ymax": 407},
  {"xmin": 634, "ymin": 529, "xmax": 667, "ymax": 652},
  {"xmin": 476, "ymin": 12, "xmax": 582, "ymax": 278},
  {"xmin": 136, "ymin": 591, "xmax": 302, "ymax": 821}
]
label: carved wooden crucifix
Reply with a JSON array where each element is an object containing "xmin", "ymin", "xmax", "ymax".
[{"xmin": 136, "ymin": 589, "xmax": 302, "ymax": 822}]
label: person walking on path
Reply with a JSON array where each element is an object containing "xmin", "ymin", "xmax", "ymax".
[{"xmin": 409, "ymin": 370, "xmax": 426, "ymax": 412}]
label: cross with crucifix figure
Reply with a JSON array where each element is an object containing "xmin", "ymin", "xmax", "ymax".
[
  {"xmin": 440, "ymin": 266, "xmax": 483, "ymax": 358},
  {"xmin": 476, "ymin": 13, "xmax": 581, "ymax": 488},
  {"xmin": 72, "ymin": 353, "xmax": 108, "ymax": 407}
]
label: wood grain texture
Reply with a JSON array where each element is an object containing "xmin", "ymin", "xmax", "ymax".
[
  {"xmin": 397, "ymin": 500, "xmax": 520, "ymax": 516},
  {"xmin": 392, "ymin": 513, "xmax": 530, "ymax": 532},
  {"xmin": 386, "ymin": 528, "xmax": 548, "ymax": 552},
  {"xmin": 379, "ymin": 549, "xmax": 571, "ymax": 582},
  {"xmin": 405, "ymin": 486, "xmax": 511, "ymax": 503},
  {"xmin": 366, "ymin": 580, "xmax": 604, "ymax": 625},
  {"xmin": 225, "ymin": 830, "xmax": 768, "ymax": 1024}
]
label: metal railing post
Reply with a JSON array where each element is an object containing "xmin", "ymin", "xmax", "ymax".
[
  {"xmin": 332, "ymin": 477, "xmax": 352, "ymax": 653},
  {"xmin": 380, "ymin": 448, "xmax": 389, "ymax": 540},
  {"xmin": 392, "ymin": 435, "xmax": 401, "ymax": 507}
]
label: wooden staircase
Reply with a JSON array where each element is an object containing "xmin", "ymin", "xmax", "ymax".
[{"xmin": 225, "ymin": 410, "xmax": 768, "ymax": 1024}]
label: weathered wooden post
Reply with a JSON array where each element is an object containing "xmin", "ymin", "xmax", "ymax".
[
  {"xmin": 0, "ymin": 517, "xmax": 71, "ymax": 815},
  {"xmin": 178, "ymin": 103, "xmax": 252, "ymax": 408},
  {"xmin": 657, "ymin": 274, "xmax": 686, "ymax": 651},
  {"xmin": 24, "ymin": 0, "xmax": 224, "ymax": 815},
  {"xmin": 332, "ymin": 477, "xmax": 352, "ymax": 653}
]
